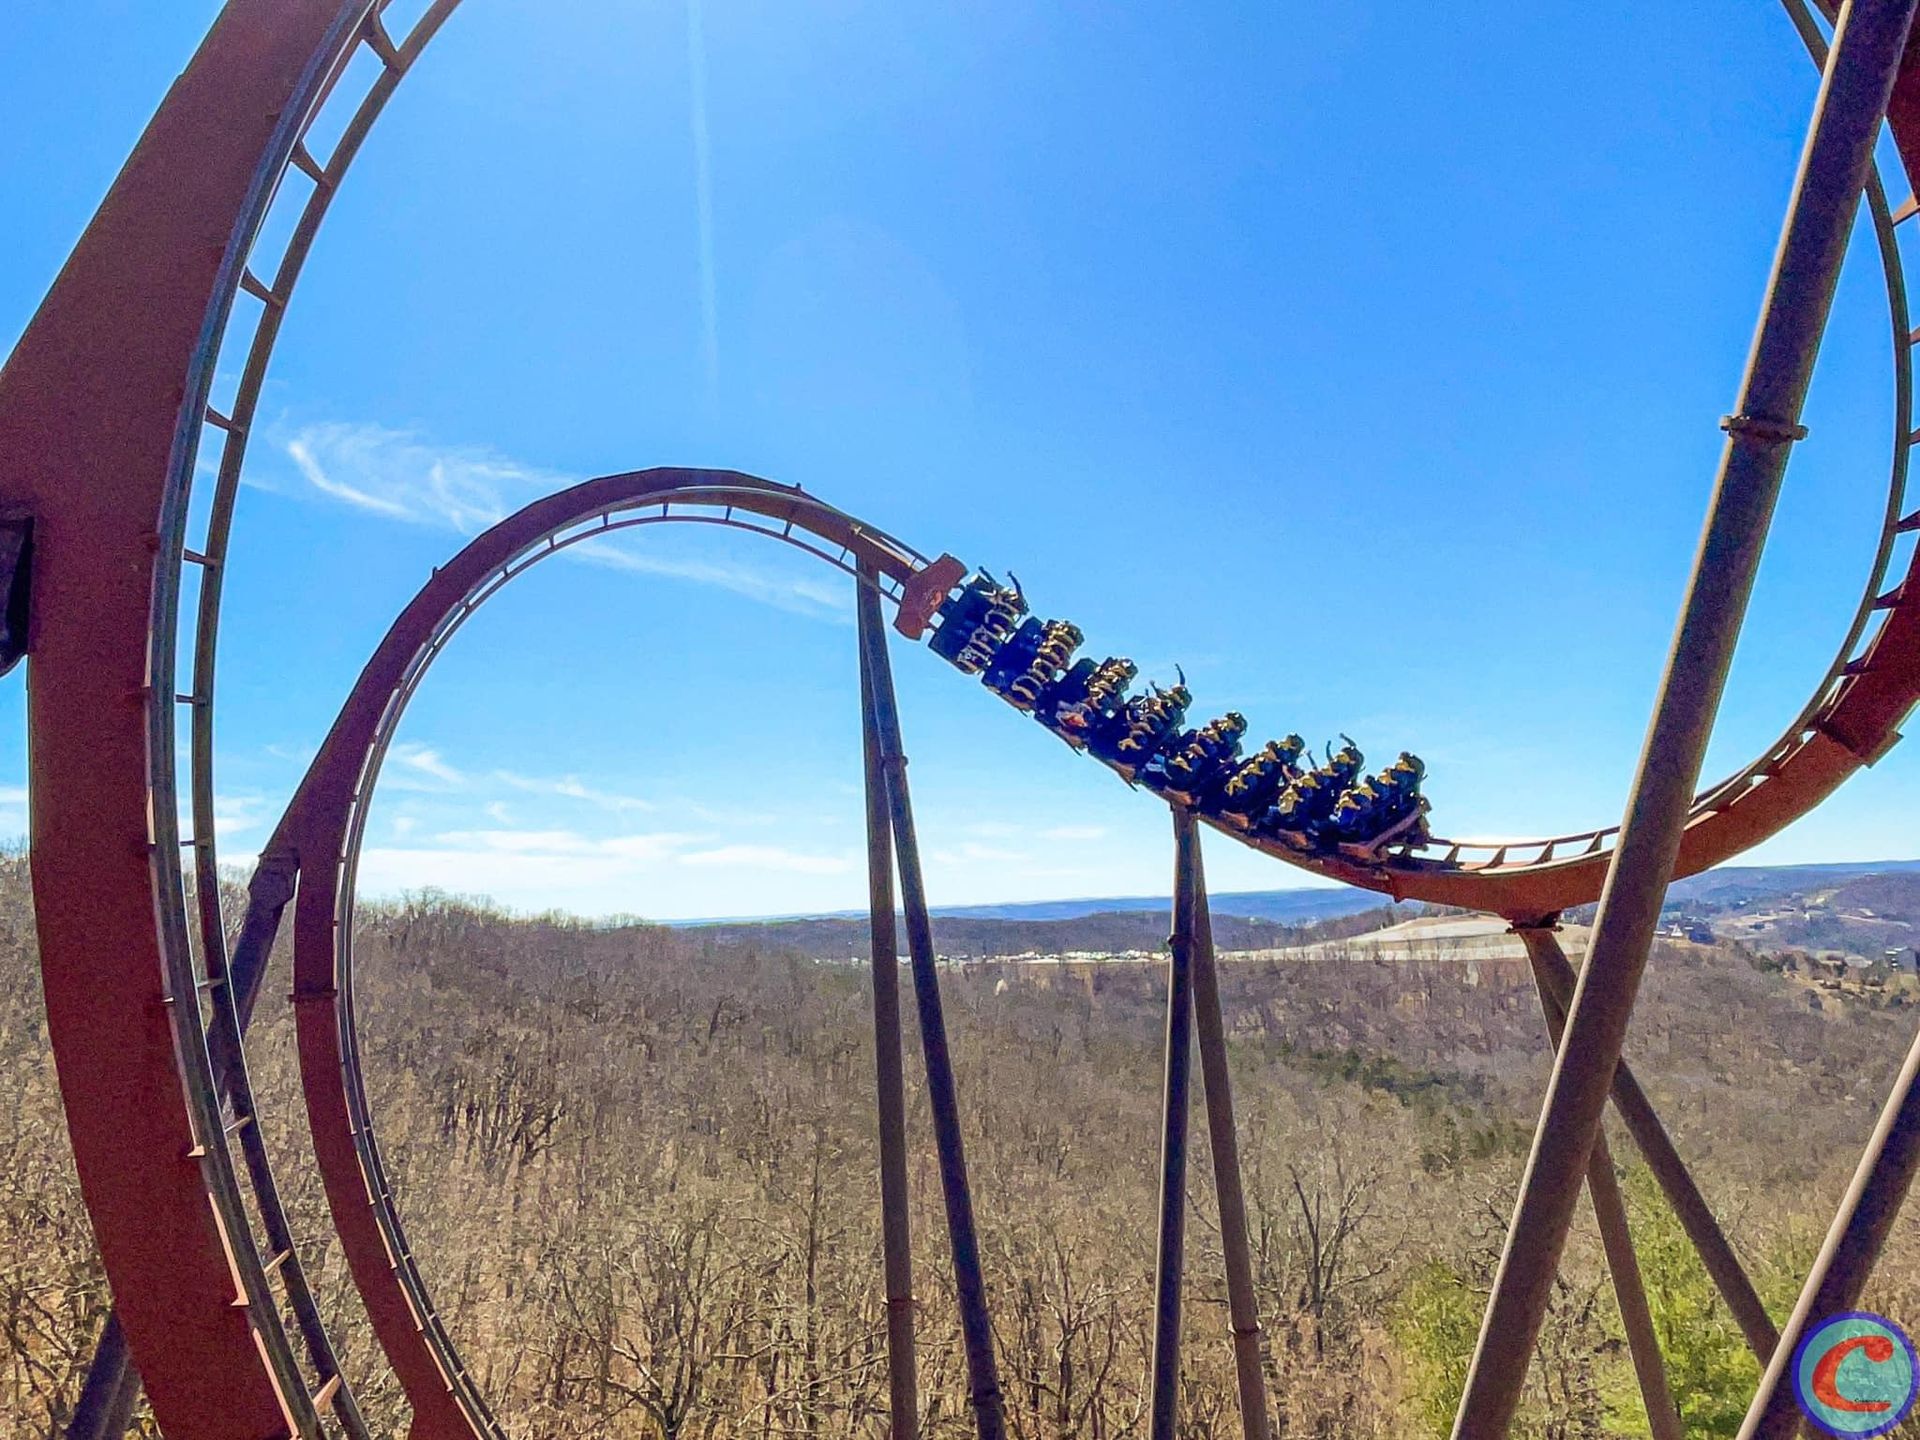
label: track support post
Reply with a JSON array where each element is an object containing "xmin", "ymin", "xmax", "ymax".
[
  {"xmin": 858, "ymin": 564, "xmax": 922, "ymax": 1440},
  {"xmin": 1737, "ymin": 1018, "xmax": 1920, "ymax": 1437},
  {"xmin": 1148, "ymin": 810, "xmax": 1201, "ymax": 1440},
  {"xmin": 856, "ymin": 571, "xmax": 1007, "ymax": 1440},
  {"xmin": 1181, "ymin": 811, "xmax": 1273, "ymax": 1440},
  {"xmin": 63, "ymin": 1314, "xmax": 139, "ymax": 1440},
  {"xmin": 1452, "ymin": 4, "xmax": 1919, "ymax": 1432}
]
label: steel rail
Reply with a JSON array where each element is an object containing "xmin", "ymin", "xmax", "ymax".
[
  {"xmin": 0, "ymin": 3, "xmax": 428, "ymax": 1433},
  {"xmin": 164, "ymin": 9, "xmax": 462, "ymax": 1436},
  {"xmin": 61, "ymin": 3, "xmax": 473, "ymax": 1435}
]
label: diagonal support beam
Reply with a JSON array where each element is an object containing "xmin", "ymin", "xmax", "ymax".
[
  {"xmin": 1525, "ymin": 929, "xmax": 1779, "ymax": 1362},
  {"xmin": 1517, "ymin": 930, "xmax": 1680, "ymax": 1440},
  {"xmin": 856, "ymin": 573, "xmax": 1007, "ymax": 1440},
  {"xmin": 1182, "ymin": 813, "xmax": 1273, "ymax": 1440},
  {"xmin": 858, "ymin": 564, "xmax": 921, "ymax": 1440},
  {"xmin": 1452, "ymin": 4, "xmax": 1918, "ymax": 1431},
  {"xmin": 64, "ymin": 1315, "xmax": 140, "ymax": 1440},
  {"xmin": 1738, "ymin": 1019, "xmax": 1920, "ymax": 1437}
]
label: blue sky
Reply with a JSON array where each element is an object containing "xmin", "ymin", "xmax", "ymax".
[{"xmin": 4, "ymin": 1, "xmax": 1919, "ymax": 919}]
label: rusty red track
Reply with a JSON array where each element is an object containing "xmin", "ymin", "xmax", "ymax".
[{"xmin": 10, "ymin": 4, "xmax": 1920, "ymax": 1437}]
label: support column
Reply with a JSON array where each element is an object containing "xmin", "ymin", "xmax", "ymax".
[
  {"xmin": 856, "ymin": 575, "xmax": 1006, "ymax": 1440},
  {"xmin": 64, "ymin": 1315, "xmax": 140, "ymax": 1440},
  {"xmin": 1182, "ymin": 811, "xmax": 1273, "ymax": 1440},
  {"xmin": 1148, "ymin": 810, "xmax": 1201, "ymax": 1440},
  {"xmin": 858, "ymin": 565, "xmax": 921, "ymax": 1440},
  {"xmin": 1527, "ymin": 933, "xmax": 1779, "ymax": 1361},
  {"xmin": 1516, "ymin": 928, "xmax": 1679, "ymax": 1440},
  {"xmin": 1452, "ymin": 4, "xmax": 1918, "ymax": 1432},
  {"xmin": 1738, "ymin": 1021, "xmax": 1920, "ymax": 1438}
]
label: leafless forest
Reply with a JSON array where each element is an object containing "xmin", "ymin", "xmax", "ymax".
[{"xmin": 2, "ymin": 852, "xmax": 1919, "ymax": 1438}]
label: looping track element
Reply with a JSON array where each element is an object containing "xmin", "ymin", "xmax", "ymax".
[{"xmin": 268, "ymin": 473, "xmax": 923, "ymax": 1439}]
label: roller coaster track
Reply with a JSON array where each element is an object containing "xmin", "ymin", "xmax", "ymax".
[{"xmin": 9, "ymin": 2, "xmax": 1920, "ymax": 1437}]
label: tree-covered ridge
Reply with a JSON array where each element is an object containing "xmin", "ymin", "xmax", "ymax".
[{"xmin": 0, "ymin": 857, "xmax": 1913, "ymax": 1437}]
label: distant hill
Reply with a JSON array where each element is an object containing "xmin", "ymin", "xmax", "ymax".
[
  {"xmin": 929, "ymin": 886, "xmax": 1388, "ymax": 925},
  {"xmin": 685, "ymin": 902, "xmax": 1408, "ymax": 961},
  {"xmin": 682, "ymin": 860, "xmax": 1920, "ymax": 960},
  {"xmin": 1665, "ymin": 859, "xmax": 1920, "ymax": 905},
  {"xmin": 1826, "ymin": 871, "xmax": 1920, "ymax": 919},
  {"xmin": 679, "ymin": 884, "xmax": 1387, "ymax": 929}
]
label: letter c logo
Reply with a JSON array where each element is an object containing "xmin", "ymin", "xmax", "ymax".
[
  {"xmin": 1794, "ymin": 1314, "xmax": 1918, "ymax": 1438},
  {"xmin": 1812, "ymin": 1334, "xmax": 1895, "ymax": 1413}
]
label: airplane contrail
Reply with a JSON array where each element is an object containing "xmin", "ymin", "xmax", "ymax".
[{"xmin": 687, "ymin": 0, "xmax": 720, "ymax": 406}]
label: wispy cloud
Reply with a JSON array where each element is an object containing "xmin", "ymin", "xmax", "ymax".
[
  {"xmin": 571, "ymin": 539, "xmax": 848, "ymax": 621},
  {"xmin": 388, "ymin": 741, "xmax": 467, "ymax": 790},
  {"xmin": 285, "ymin": 422, "xmax": 553, "ymax": 532},
  {"xmin": 436, "ymin": 828, "xmax": 594, "ymax": 854},
  {"xmin": 1040, "ymin": 824, "xmax": 1108, "ymax": 842},
  {"xmin": 932, "ymin": 840, "xmax": 1029, "ymax": 865},
  {"xmin": 495, "ymin": 769, "xmax": 657, "ymax": 813},
  {"xmin": 213, "ymin": 795, "xmax": 268, "ymax": 837},
  {"xmin": 280, "ymin": 421, "xmax": 848, "ymax": 620},
  {"xmin": 680, "ymin": 843, "xmax": 853, "ymax": 875},
  {"xmin": 430, "ymin": 827, "xmax": 709, "ymax": 860}
]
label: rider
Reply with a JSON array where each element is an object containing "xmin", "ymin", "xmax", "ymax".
[
  {"xmin": 929, "ymin": 571, "xmax": 1028, "ymax": 673},
  {"xmin": 1330, "ymin": 751, "xmax": 1428, "ymax": 844},
  {"xmin": 1045, "ymin": 656, "xmax": 1136, "ymax": 738},
  {"xmin": 1260, "ymin": 737, "xmax": 1364, "ymax": 845},
  {"xmin": 1156, "ymin": 711, "xmax": 1248, "ymax": 794},
  {"xmin": 1101, "ymin": 679, "xmax": 1192, "ymax": 765},
  {"xmin": 1213, "ymin": 733, "xmax": 1305, "ymax": 817}
]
